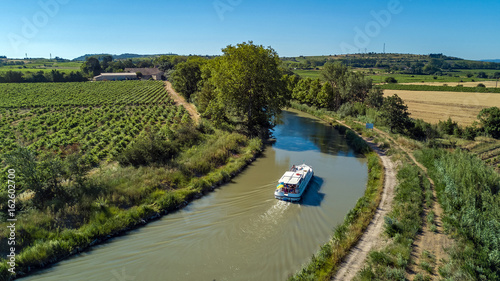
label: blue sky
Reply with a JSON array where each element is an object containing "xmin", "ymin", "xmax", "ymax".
[{"xmin": 1, "ymin": 0, "xmax": 499, "ymax": 60}]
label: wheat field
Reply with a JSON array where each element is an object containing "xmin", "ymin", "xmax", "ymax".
[{"xmin": 383, "ymin": 90, "xmax": 500, "ymax": 125}]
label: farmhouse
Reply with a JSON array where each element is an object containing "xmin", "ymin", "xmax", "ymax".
[
  {"xmin": 124, "ymin": 68, "xmax": 164, "ymax": 80},
  {"xmin": 93, "ymin": 73, "xmax": 137, "ymax": 81}
]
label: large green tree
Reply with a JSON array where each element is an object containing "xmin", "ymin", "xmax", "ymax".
[
  {"xmin": 171, "ymin": 57, "xmax": 206, "ymax": 100},
  {"xmin": 204, "ymin": 42, "xmax": 289, "ymax": 137},
  {"xmin": 478, "ymin": 107, "xmax": 500, "ymax": 139},
  {"xmin": 381, "ymin": 94, "xmax": 412, "ymax": 133},
  {"xmin": 80, "ymin": 57, "xmax": 102, "ymax": 77}
]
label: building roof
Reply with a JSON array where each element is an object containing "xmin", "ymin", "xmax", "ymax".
[
  {"xmin": 97, "ymin": 73, "xmax": 137, "ymax": 77},
  {"xmin": 124, "ymin": 68, "xmax": 163, "ymax": 76}
]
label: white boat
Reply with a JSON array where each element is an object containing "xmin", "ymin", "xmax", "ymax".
[{"xmin": 274, "ymin": 164, "xmax": 314, "ymax": 202}]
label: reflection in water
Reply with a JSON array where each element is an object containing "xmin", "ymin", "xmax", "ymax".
[{"xmin": 22, "ymin": 109, "xmax": 368, "ymax": 281}]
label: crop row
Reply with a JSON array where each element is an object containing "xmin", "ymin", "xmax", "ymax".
[
  {"xmin": 0, "ymin": 80, "xmax": 170, "ymax": 108},
  {"xmin": 0, "ymin": 104, "xmax": 191, "ymax": 164}
]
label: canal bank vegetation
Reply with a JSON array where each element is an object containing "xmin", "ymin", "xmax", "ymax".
[
  {"xmin": 0, "ymin": 127, "xmax": 262, "ymax": 279},
  {"xmin": 355, "ymin": 165, "xmax": 430, "ymax": 280},
  {"xmin": 415, "ymin": 149, "xmax": 500, "ymax": 280}
]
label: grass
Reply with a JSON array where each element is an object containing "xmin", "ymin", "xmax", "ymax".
[
  {"xmin": 0, "ymin": 131, "xmax": 263, "ymax": 279},
  {"xmin": 354, "ymin": 164, "xmax": 430, "ymax": 281},
  {"xmin": 414, "ymin": 148, "xmax": 500, "ymax": 280}
]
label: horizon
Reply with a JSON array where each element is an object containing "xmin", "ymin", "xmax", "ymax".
[{"xmin": 1, "ymin": 0, "xmax": 499, "ymax": 61}]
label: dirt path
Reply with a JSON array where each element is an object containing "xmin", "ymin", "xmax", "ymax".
[
  {"xmin": 366, "ymin": 127, "xmax": 452, "ymax": 280},
  {"xmin": 333, "ymin": 121, "xmax": 397, "ymax": 281},
  {"xmin": 164, "ymin": 81, "xmax": 200, "ymax": 124},
  {"xmin": 332, "ymin": 121, "xmax": 453, "ymax": 280}
]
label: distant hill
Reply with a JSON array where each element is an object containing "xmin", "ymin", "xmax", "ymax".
[
  {"xmin": 73, "ymin": 53, "xmax": 177, "ymax": 61},
  {"xmin": 481, "ymin": 59, "xmax": 500, "ymax": 63}
]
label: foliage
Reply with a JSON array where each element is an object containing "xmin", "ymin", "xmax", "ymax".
[
  {"xmin": 378, "ymin": 83, "xmax": 500, "ymax": 93},
  {"xmin": 202, "ymin": 41, "xmax": 289, "ymax": 137},
  {"xmin": 380, "ymin": 94, "xmax": 412, "ymax": 133},
  {"xmin": 415, "ymin": 149, "xmax": 500, "ymax": 280},
  {"xmin": 364, "ymin": 88, "xmax": 384, "ymax": 109},
  {"xmin": 170, "ymin": 57, "xmax": 206, "ymax": 100},
  {"xmin": 80, "ymin": 57, "xmax": 102, "ymax": 77},
  {"xmin": 358, "ymin": 164, "xmax": 429, "ymax": 280},
  {"xmin": 477, "ymin": 107, "xmax": 500, "ymax": 139},
  {"xmin": 384, "ymin": 76, "xmax": 398, "ymax": 83},
  {"xmin": 115, "ymin": 130, "xmax": 180, "ymax": 167}
]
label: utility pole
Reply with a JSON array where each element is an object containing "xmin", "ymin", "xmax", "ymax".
[{"xmin": 383, "ymin": 43, "xmax": 386, "ymax": 54}]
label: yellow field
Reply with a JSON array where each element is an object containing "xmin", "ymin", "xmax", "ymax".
[
  {"xmin": 401, "ymin": 80, "xmax": 499, "ymax": 88},
  {"xmin": 383, "ymin": 90, "xmax": 500, "ymax": 125}
]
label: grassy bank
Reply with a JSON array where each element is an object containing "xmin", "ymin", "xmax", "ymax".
[
  {"xmin": 0, "ymin": 131, "xmax": 263, "ymax": 280},
  {"xmin": 355, "ymin": 164, "xmax": 430, "ymax": 280},
  {"xmin": 287, "ymin": 104, "xmax": 384, "ymax": 280},
  {"xmin": 415, "ymin": 149, "xmax": 500, "ymax": 280}
]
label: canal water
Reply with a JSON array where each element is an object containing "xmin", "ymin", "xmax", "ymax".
[{"xmin": 23, "ymin": 109, "xmax": 368, "ymax": 281}]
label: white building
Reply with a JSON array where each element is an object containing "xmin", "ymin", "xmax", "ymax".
[{"xmin": 93, "ymin": 73, "xmax": 137, "ymax": 81}]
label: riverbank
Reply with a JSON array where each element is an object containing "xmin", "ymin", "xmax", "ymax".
[
  {"xmin": 288, "ymin": 102, "xmax": 387, "ymax": 280},
  {"xmin": 0, "ymin": 132, "xmax": 263, "ymax": 280}
]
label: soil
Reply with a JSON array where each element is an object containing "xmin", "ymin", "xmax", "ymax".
[
  {"xmin": 332, "ymin": 121, "xmax": 453, "ymax": 280},
  {"xmin": 332, "ymin": 121, "xmax": 397, "ymax": 281},
  {"xmin": 164, "ymin": 81, "xmax": 200, "ymax": 124}
]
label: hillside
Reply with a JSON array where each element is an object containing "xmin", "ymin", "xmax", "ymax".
[{"xmin": 72, "ymin": 53, "xmax": 177, "ymax": 61}]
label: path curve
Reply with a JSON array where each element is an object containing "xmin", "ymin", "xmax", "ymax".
[
  {"xmin": 164, "ymin": 81, "xmax": 200, "ymax": 124},
  {"xmin": 332, "ymin": 121, "xmax": 397, "ymax": 281}
]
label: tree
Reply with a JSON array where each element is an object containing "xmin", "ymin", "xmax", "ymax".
[
  {"xmin": 381, "ymin": 94, "xmax": 411, "ymax": 133},
  {"xmin": 317, "ymin": 82, "xmax": 334, "ymax": 109},
  {"xmin": 204, "ymin": 41, "xmax": 289, "ymax": 137},
  {"xmin": 101, "ymin": 55, "xmax": 113, "ymax": 70},
  {"xmin": 477, "ymin": 107, "xmax": 500, "ymax": 139},
  {"xmin": 81, "ymin": 57, "xmax": 102, "ymax": 77},
  {"xmin": 170, "ymin": 57, "xmax": 206, "ymax": 100},
  {"xmin": 385, "ymin": 77, "xmax": 398, "ymax": 83},
  {"xmin": 477, "ymin": 71, "xmax": 487, "ymax": 79},
  {"xmin": 365, "ymin": 88, "xmax": 384, "ymax": 109}
]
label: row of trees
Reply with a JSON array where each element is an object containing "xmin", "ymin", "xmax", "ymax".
[
  {"xmin": 80, "ymin": 55, "xmax": 192, "ymax": 77},
  {"xmin": 0, "ymin": 70, "xmax": 87, "ymax": 83}
]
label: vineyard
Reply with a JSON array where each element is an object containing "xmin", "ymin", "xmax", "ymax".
[
  {"xmin": 0, "ymin": 80, "xmax": 169, "ymax": 107},
  {"xmin": 0, "ymin": 80, "xmax": 190, "ymax": 162}
]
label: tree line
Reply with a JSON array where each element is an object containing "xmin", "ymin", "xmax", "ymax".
[{"xmin": 0, "ymin": 70, "xmax": 86, "ymax": 83}]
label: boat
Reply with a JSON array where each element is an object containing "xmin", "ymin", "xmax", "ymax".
[{"xmin": 274, "ymin": 164, "xmax": 314, "ymax": 202}]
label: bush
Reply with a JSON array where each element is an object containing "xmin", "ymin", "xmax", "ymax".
[
  {"xmin": 116, "ymin": 132, "xmax": 179, "ymax": 167},
  {"xmin": 477, "ymin": 83, "xmax": 486, "ymax": 88},
  {"xmin": 385, "ymin": 77, "xmax": 398, "ymax": 84}
]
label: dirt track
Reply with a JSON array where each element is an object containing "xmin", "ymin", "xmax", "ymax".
[
  {"xmin": 164, "ymin": 81, "xmax": 200, "ymax": 124},
  {"xmin": 332, "ymin": 122, "xmax": 397, "ymax": 281}
]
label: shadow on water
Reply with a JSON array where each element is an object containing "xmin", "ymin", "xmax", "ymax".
[
  {"xmin": 300, "ymin": 176, "xmax": 325, "ymax": 207},
  {"xmin": 273, "ymin": 110, "xmax": 364, "ymax": 159}
]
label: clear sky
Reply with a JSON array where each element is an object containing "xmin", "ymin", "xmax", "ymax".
[{"xmin": 1, "ymin": 0, "xmax": 499, "ymax": 60}]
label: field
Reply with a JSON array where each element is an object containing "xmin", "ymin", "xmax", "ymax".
[
  {"xmin": 0, "ymin": 80, "xmax": 262, "ymax": 278},
  {"xmin": 401, "ymin": 80, "xmax": 499, "ymax": 88},
  {"xmin": 0, "ymin": 81, "xmax": 184, "ymax": 161},
  {"xmin": 0, "ymin": 80, "xmax": 169, "ymax": 107},
  {"xmin": 0, "ymin": 60, "xmax": 81, "ymax": 74},
  {"xmin": 383, "ymin": 89, "xmax": 500, "ymax": 125}
]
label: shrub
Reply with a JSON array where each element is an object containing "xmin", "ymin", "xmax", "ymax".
[{"xmin": 385, "ymin": 77, "xmax": 398, "ymax": 84}]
